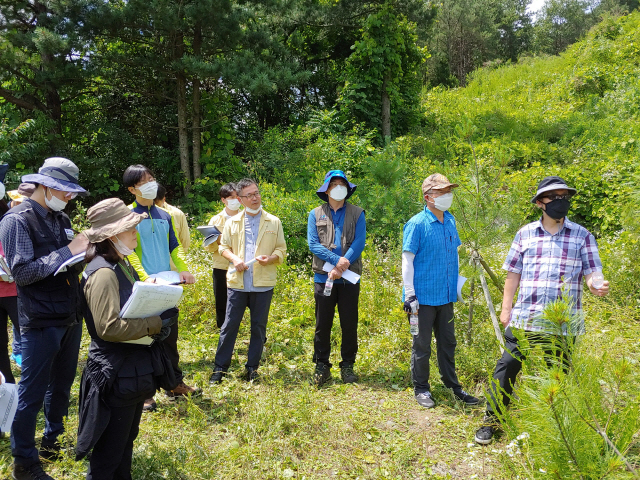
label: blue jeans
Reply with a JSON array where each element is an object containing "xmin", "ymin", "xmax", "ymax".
[
  {"xmin": 214, "ymin": 289, "xmax": 273, "ymax": 370},
  {"xmin": 12, "ymin": 325, "xmax": 21, "ymax": 356},
  {"xmin": 11, "ymin": 322, "xmax": 82, "ymax": 466}
]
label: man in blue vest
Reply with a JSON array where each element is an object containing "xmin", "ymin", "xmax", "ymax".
[
  {"xmin": 0, "ymin": 158, "xmax": 89, "ymax": 480},
  {"xmin": 402, "ymin": 173, "xmax": 479, "ymax": 409},
  {"xmin": 307, "ymin": 170, "xmax": 366, "ymax": 386}
]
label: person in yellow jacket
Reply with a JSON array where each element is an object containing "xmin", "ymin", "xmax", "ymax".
[
  {"xmin": 209, "ymin": 178, "xmax": 286, "ymax": 384},
  {"xmin": 204, "ymin": 183, "xmax": 240, "ymax": 328}
]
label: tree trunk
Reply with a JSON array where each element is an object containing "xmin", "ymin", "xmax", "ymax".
[
  {"xmin": 381, "ymin": 74, "xmax": 391, "ymax": 141},
  {"xmin": 192, "ymin": 22, "xmax": 202, "ymax": 179},
  {"xmin": 175, "ymin": 32, "xmax": 190, "ymax": 193}
]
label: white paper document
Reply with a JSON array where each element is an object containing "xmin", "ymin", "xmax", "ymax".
[
  {"xmin": 121, "ymin": 336, "xmax": 155, "ymax": 346},
  {"xmin": 0, "ymin": 381, "xmax": 18, "ymax": 433},
  {"xmin": 457, "ymin": 275, "xmax": 467, "ymax": 304},
  {"xmin": 0, "ymin": 255, "xmax": 13, "ymax": 282},
  {"xmin": 228, "ymin": 257, "xmax": 259, "ymax": 275},
  {"xmin": 322, "ymin": 262, "xmax": 361, "ymax": 284},
  {"xmin": 119, "ymin": 281, "xmax": 183, "ymax": 319},
  {"xmin": 147, "ymin": 270, "xmax": 181, "ymax": 285},
  {"xmin": 54, "ymin": 252, "xmax": 86, "ymax": 276}
]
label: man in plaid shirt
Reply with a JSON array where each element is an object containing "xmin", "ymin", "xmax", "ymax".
[{"xmin": 475, "ymin": 176, "xmax": 610, "ymax": 445}]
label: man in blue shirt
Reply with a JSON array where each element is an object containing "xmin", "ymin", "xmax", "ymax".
[
  {"xmin": 307, "ymin": 170, "xmax": 366, "ymax": 386},
  {"xmin": 402, "ymin": 173, "xmax": 478, "ymax": 408}
]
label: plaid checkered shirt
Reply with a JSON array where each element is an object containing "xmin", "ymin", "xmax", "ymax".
[{"xmin": 504, "ymin": 217, "xmax": 602, "ymax": 335}]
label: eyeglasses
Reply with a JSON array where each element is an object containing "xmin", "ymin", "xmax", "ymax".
[
  {"xmin": 540, "ymin": 194, "xmax": 572, "ymax": 201},
  {"xmin": 240, "ymin": 192, "xmax": 261, "ymax": 200}
]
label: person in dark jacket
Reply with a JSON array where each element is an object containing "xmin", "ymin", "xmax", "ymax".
[
  {"xmin": 0, "ymin": 157, "xmax": 89, "ymax": 480},
  {"xmin": 76, "ymin": 198, "xmax": 178, "ymax": 480}
]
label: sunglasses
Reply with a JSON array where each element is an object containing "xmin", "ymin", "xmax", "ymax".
[{"xmin": 540, "ymin": 194, "xmax": 572, "ymax": 201}]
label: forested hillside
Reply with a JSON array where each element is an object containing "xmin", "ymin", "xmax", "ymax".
[{"xmin": 1, "ymin": 2, "xmax": 640, "ymax": 479}]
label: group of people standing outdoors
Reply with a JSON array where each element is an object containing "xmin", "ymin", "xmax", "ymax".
[{"xmin": 0, "ymin": 157, "xmax": 609, "ymax": 480}]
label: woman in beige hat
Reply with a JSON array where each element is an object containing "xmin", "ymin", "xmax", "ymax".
[{"xmin": 75, "ymin": 198, "xmax": 179, "ymax": 480}]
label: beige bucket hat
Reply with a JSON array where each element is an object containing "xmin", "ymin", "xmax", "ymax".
[{"xmin": 84, "ymin": 198, "xmax": 147, "ymax": 243}]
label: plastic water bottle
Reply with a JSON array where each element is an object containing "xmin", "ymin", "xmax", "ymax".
[
  {"xmin": 409, "ymin": 305, "xmax": 419, "ymax": 336},
  {"xmin": 591, "ymin": 271, "xmax": 605, "ymax": 290},
  {"xmin": 324, "ymin": 278, "xmax": 334, "ymax": 296}
]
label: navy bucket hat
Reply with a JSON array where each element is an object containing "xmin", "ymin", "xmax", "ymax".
[
  {"xmin": 22, "ymin": 157, "xmax": 87, "ymax": 195},
  {"xmin": 531, "ymin": 176, "xmax": 576, "ymax": 204},
  {"xmin": 316, "ymin": 170, "xmax": 357, "ymax": 202}
]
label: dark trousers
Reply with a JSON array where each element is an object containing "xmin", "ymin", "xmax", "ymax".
[
  {"xmin": 0, "ymin": 295, "xmax": 19, "ymax": 383},
  {"xmin": 162, "ymin": 315, "xmax": 182, "ymax": 390},
  {"xmin": 411, "ymin": 303, "xmax": 461, "ymax": 394},
  {"xmin": 212, "ymin": 268, "xmax": 228, "ymax": 328},
  {"xmin": 487, "ymin": 327, "xmax": 573, "ymax": 416},
  {"xmin": 313, "ymin": 282, "xmax": 360, "ymax": 368},
  {"xmin": 11, "ymin": 322, "xmax": 82, "ymax": 466},
  {"xmin": 86, "ymin": 400, "xmax": 144, "ymax": 480},
  {"xmin": 214, "ymin": 289, "xmax": 273, "ymax": 370}
]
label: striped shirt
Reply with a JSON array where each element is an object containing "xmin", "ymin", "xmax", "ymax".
[{"xmin": 504, "ymin": 217, "xmax": 602, "ymax": 334}]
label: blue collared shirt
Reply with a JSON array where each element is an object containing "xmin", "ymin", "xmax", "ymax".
[
  {"xmin": 402, "ymin": 207, "xmax": 461, "ymax": 306},
  {"xmin": 233, "ymin": 211, "xmax": 272, "ymax": 293},
  {"xmin": 307, "ymin": 204, "xmax": 366, "ymax": 284}
]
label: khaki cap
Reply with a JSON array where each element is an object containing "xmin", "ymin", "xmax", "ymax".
[
  {"xmin": 84, "ymin": 198, "xmax": 147, "ymax": 243},
  {"xmin": 422, "ymin": 173, "xmax": 459, "ymax": 194}
]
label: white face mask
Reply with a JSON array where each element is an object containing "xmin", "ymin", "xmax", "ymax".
[
  {"xmin": 110, "ymin": 235, "xmax": 134, "ymax": 256},
  {"xmin": 137, "ymin": 181, "xmax": 158, "ymax": 200},
  {"xmin": 329, "ymin": 185, "xmax": 348, "ymax": 201},
  {"xmin": 430, "ymin": 192, "xmax": 454, "ymax": 212},
  {"xmin": 226, "ymin": 198, "xmax": 241, "ymax": 211},
  {"xmin": 244, "ymin": 204, "xmax": 262, "ymax": 215},
  {"xmin": 45, "ymin": 188, "xmax": 68, "ymax": 212}
]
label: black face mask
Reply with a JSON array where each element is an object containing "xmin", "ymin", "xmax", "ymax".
[{"xmin": 543, "ymin": 198, "xmax": 571, "ymax": 220}]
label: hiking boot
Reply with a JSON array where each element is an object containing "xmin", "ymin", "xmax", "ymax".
[
  {"xmin": 415, "ymin": 391, "xmax": 436, "ymax": 408},
  {"xmin": 245, "ymin": 367, "xmax": 259, "ymax": 382},
  {"xmin": 474, "ymin": 415, "xmax": 498, "ymax": 445},
  {"xmin": 142, "ymin": 398, "xmax": 157, "ymax": 412},
  {"xmin": 453, "ymin": 388, "xmax": 480, "ymax": 405},
  {"xmin": 39, "ymin": 440, "xmax": 61, "ymax": 461},
  {"xmin": 209, "ymin": 369, "xmax": 226, "ymax": 384},
  {"xmin": 313, "ymin": 363, "xmax": 331, "ymax": 386},
  {"xmin": 166, "ymin": 382, "xmax": 202, "ymax": 398},
  {"xmin": 340, "ymin": 365, "xmax": 358, "ymax": 384},
  {"xmin": 13, "ymin": 462, "xmax": 54, "ymax": 480}
]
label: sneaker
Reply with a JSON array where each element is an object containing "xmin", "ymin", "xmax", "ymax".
[
  {"xmin": 245, "ymin": 367, "xmax": 259, "ymax": 382},
  {"xmin": 340, "ymin": 365, "xmax": 358, "ymax": 384},
  {"xmin": 11, "ymin": 353, "xmax": 22, "ymax": 369},
  {"xmin": 415, "ymin": 391, "xmax": 436, "ymax": 408},
  {"xmin": 166, "ymin": 382, "xmax": 202, "ymax": 398},
  {"xmin": 209, "ymin": 369, "xmax": 226, "ymax": 385},
  {"xmin": 12, "ymin": 462, "xmax": 54, "ymax": 480},
  {"xmin": 142, "ymin": 398, "xmax": 157, "ymax": 412},
  {"xmin": 313, "ymin": 363, "xmax": 331, "ymax": 386},
  {"xmin": 453, "ymin": 388, "xmax": 480, "ymax": 405},
  {"xmin": 474, "ymin": 415, "xmax": 498, "ymax": 445}
]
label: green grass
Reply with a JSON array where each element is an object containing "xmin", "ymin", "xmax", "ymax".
[{"xmin": 2, "ymin": 241, "xmax": 636, "ymax": 479}]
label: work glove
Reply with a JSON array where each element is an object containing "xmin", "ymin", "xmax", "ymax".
[
  {"xmin": 153, "ymin": 326, "xmax": 171, "ymax": 342},
  {"xmin": 403, "ymin": 296, "xmax": 419, "ymax": 314}
]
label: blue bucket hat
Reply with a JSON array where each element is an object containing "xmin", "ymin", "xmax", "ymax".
[
  {"xmin": 22, "ymin": 157, "xmax": 87, "ymax": 195},
  {"xmin": 316, "ymin": 170, "xmax": 357, "ymax": 202}
]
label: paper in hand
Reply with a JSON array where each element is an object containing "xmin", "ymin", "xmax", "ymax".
[
  {"xmin": 0, "ymin": 381, "xmax": 18, "ymax": 433},
  {"xmin": 147, "ymin": 270, "xmax": 181, "ymax": 285},
  {"xmin": 119, "ymin": 281, "xmax": 183, "ymax": 319},
  {"xmin": 54, "ymin": 252, "xmax": 86, "ymax": 276},
  {"xmin": 457, "ymin": 275, "xmax": 467, "ymax": 304},
  {"xmin": 322, "ymin": 262, "xmax": 361, "ymax": 284},
  {"xmin": 197, "ymin": 226, "xmax": 222, "ymax": 248}
]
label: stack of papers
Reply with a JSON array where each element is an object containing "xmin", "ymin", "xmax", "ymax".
[
  {"xmin": 196, "ymin": 225, "xmax": 222, "ymax": 247},
  {"xmin": 147, "ymin": 270, "xmax": 181, "ymax": 285},
  {"xmin": 0, "ymin": 381, "xmax": 18, "ymax": 433}
]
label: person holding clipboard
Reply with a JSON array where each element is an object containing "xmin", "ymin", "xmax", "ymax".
[{"xmin": 75, "ymin": 198, "xmax": 178, "ymax": 479}]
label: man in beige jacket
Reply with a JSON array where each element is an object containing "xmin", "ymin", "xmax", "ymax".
[
  {"xmin": 209, "ymin": 178, "xmax": 286, "ymax": 383},
  {"xmin": 204, "ymin": 183, "xmax": 240, "ymax": 328}
]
